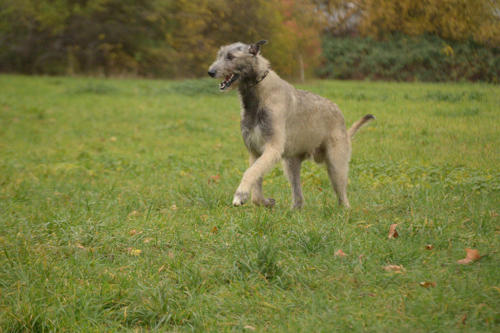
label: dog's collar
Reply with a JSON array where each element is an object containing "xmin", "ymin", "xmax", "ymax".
[{"xmin": 251, "ymin": 70, "xmax": 269, "ymax": 87}]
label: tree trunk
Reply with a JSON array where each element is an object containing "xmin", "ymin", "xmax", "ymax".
[{"xmin": 298, "ymin": 53, "xmax": 304, "ymax": 82}]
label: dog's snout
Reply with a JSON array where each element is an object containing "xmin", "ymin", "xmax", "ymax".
[{"xmin": 208, "ymin": 69, "xmax": 216, "ymax": 78}]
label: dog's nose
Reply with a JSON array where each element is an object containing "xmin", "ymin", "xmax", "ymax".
[{"xmin": 208, "ymin": 70, "xmax": 216, "ymax": 77}]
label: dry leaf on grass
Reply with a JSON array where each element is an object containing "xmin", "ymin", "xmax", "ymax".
[
  {"xmin": 425, "ymin": 244, "xmax": 434, "ymax": 250},
  {"xmin": 129, "ymin": 229, "xmax": 142, "ymax": 236},
  {"xmin": 461, "ymin": 313, "xmax": 467, "ymax": 325},
  {"xmin": 211, "ymin": 226, "xmax": 219, "ymax": 234},
  {"xmin": 388, "ymin": 224, "xmax": 399, "ymax": 239},
  {"xmin": 419, "ymin": 281, "xmax": 436, "ymax": 288},
  {"xmin": 208, "ymin": 174, "xmax": 221, "ymax": 184},
  {"xmin": 335, "ymin": 249, "xmax": 347, "ymax": 257},
  {"xmin": 128, "ymin": 210, "xmax": 140, "ymax": 218},
  {"xmin": 457, "ymin": 248, "xmax": 481, "ymax": 264},
  {"xmin": 383, "ymin": 265, "xmax": 404, "ymax": 272},
  {"xmin": 244, "ymin": 325, "xmax": 256, "ymax": 331},
  {"xmin": 127, "ymin": 248, "xmax": 142, "ymax": 256}
]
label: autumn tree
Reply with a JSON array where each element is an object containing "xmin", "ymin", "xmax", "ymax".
[
  {"xmin": 0, "ymin": 0, "xmax": 325, "ymax": 78},
  {"xmin": 275, "ymin": 0, "xmax": 324, "ymax": 80},
  {"xmin": 315, "ymin": 0, "xmax": 500, "ymax": 46}
]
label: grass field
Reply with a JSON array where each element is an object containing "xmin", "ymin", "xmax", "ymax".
[{"xmin": 0, "ymin": 74, "xmax": 499, "ymax": 332}]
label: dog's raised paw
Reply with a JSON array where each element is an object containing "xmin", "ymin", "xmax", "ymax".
[{"xmin": 232, "ymin": 191, "xmax": 249, "ymax": 206}]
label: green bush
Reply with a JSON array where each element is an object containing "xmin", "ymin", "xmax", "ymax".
[{"xmin": 319, "ymin": 34, "xmax": 500, "ymax": 83}]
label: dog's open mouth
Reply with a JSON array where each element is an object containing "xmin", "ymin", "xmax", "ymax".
[{"xmin": 219, "ymin": 73, "xmax": 240, "ymax": 91}]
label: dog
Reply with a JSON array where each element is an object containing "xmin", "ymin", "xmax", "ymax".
[{"xmin": 208, "ymin": 40, "xmax": 374, "ymax": 209}]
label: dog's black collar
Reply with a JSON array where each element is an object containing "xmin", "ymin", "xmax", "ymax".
[{"xmin": 251, "ymin": 70, "xmax": 269, "ymax": 87}]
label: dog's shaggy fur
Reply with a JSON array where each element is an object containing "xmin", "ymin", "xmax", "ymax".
[{"xmin": 208, "ymin": 40, "xmax": 374, "ymax": 208}]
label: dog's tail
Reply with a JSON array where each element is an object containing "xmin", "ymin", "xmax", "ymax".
[{"xmin": 348, "ymin": 114, "xmax": 375, "ymax": 138}]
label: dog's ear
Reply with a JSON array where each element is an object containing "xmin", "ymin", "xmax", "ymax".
[{"xmin": 249, "ymin": 40, "xmax": 267, "ymax": 56}]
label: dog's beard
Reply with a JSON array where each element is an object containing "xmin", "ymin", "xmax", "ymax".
[{"xmin": 219, "ymin": 73, "xmax": 240, "ymax": 91}]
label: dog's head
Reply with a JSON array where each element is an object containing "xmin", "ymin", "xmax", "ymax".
[{"xmin": 208, "ymin": 40, "xmax": 268, "ymax": 91}]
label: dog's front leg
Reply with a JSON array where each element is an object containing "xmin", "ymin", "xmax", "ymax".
[
  {"xmin": 233, "ymin": 146, "xmax": 282, "ymax": 206},
  {"xmin": 249, "ymin": 153, "xmax": 276, "ymax": 207}
]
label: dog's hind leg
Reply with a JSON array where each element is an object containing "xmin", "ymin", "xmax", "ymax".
[
  {"xmin": 249, "ymin": 154, "xmax": 276, "ymax": 207},
  {"xmin": 325, "ymin": 136, "xmax": 351, "ymax": 208},
  {"xmin": 283, "ymin": 157, "xmax": 304, "ymax": 209}
]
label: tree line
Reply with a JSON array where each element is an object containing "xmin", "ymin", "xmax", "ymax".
[{"xmin": 0, "ymin": 0, "xmax": 498, "ymax": 80}]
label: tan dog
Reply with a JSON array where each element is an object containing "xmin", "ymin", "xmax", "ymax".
[{"xmin": 208, "ymin": 40, "xmax": 374, "ymax": 209}]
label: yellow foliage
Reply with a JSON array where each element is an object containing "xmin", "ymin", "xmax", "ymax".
[
  {"xmin": 356, "ymin": 0, "xmax": 500, "ymax": 46},
  {"xmin": 164, "ymin": 0, "xmax": 324, "ymax": 79},
  {"xmin": 319, "ymin": 0, "xmax": 499, "ymax": 46}
]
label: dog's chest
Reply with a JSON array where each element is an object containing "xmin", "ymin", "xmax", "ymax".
[{"xmin": 240, "ymin": 107, "xmax": 272, "ymax": 155}]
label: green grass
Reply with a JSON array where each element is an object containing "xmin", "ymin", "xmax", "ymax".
[{"xmin": 0, "ymin": 74, "xmax": 499, "ymax": 332}]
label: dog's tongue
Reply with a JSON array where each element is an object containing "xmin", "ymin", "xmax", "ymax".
[{"xmin": 219, "ymin": 74, "xmax": 232, "ymax": 90}]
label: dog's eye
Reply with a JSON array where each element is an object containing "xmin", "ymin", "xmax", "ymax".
[{"xmin": 226, "ymin": 53, "xmax": 234, "ymax": 60}]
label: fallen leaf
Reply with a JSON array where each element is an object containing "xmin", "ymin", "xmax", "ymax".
[
  {"xmin": 129, "ymin": 229, "xmax": 142, "ymax": 236},
  {"xmin": 388, "ymin": 224, "xmax": 399, "ymax": 239},
  {"xmin": 171, "ymin": 204, "xmax": 177, "ymax": 211},
  {"xmin": 179, "ymin": 170, "xmax": 191, "ymax": 177},
  {"xmin": 109, "ymin": 136, "xmax": 117, "ymax": 142},
  {"xmin": 127, "ymin": 248, "xmax": 142, "ymax": 256},
  {"xmin": 158, "ymin": 265, "xmax": 165, "ymax": 273},
  {"xmin": 461, "ymin": 313, "xmax": 467, "ymax": 325},
  {"xmin": 419, "ymin": 281, "xmax": 436, "ymax": 288},
  {"xmin": 335, "ymin": 249, "xmax": 347, "ymax": 257},
  {"xmin": 425, "ymin": 244, "xmax": 434, "ymax": 250},
  {"xmin": 258, "ymin": 301, "xmax": 280, "ymax": 310},
  {"xmin": 143, "ymin": 237, "xmax": 153, "ymax": 243},
  {"xmin": 128, "ymin": 210, "xmax": 140, "ymax": 218},
  {"xmin": 211, "ymin": 226, "xmax": 219, "ymax": 234},
  {"xmin": 244, "ymin": 325, "xmax": 256, "ymax": 331},
  {"xmin": 383, "ymin": 265, "xmax": 404, "ymax": 272},
  {"xmin": 457, "ymin": 248, "xmax": 481, "ymax": 264},
  {"xmin": 208, "ymin": 174, "xmax": 221, "ymax": 184},
  {"xmin": 75, "ymin": 243, "xmax": 86, "ymax": 249}
]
